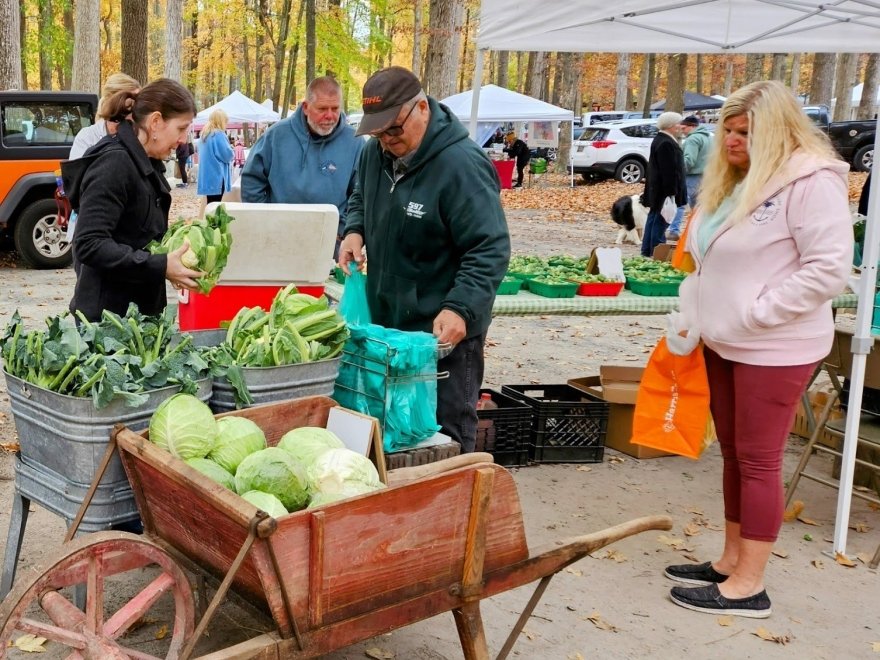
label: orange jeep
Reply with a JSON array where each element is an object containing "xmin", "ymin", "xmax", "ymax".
[{"xmin": 0, "ymin": 91, "xmax": 98, "ymax": 268}]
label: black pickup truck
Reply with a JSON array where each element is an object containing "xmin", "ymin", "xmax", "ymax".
[{"xmin": 804, "ymin": 105, "xmax": 875, "ymax": 172}]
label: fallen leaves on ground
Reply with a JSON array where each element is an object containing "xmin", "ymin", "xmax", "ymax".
[
  {"xmin": 576, "ymin": 465, "xmax": 592, "ymax": 472},
  {"xmin": 849, "ymin": 171, "xmax": 869, "ymax": 202},
  {"xmin": 658, "ymin": 534, "xmax": 686, "ymax": 549},
  {"xmin": 154, "ymin": 624, "xmax": 168, "ymax": 640},
  {"xmin": 783, "ymin": 500, "xmax": 804, "ymax": 522},
  {"xmin": 501, "ymin": 179, "xmax": 638, "ymax": 215},
  {"xmin": 0, "ymin": 441, "xmax": 20, "ymax": 453},
  {"xmin": 365, "ymin": 647, "xmax": 395, "ymax": 659},
  {"xmin": 857, "ymin": 553, "xmax": 874, "ymax": 564},
  {"xmin": 812, "ymin": 559, "xmax": 824, "ymax": 569},
  {"xmin": 585, "ymin": 611, "xmax": 619, "ymax": 632},
  {"xmin": 13, "ymin": 634, "xmax": 47, "ymax": 653},
  {"xmin": 568, "ymin": 653, "xmax": 586, "ymax": 660},
  {"xmin": 835, "ymin": 552, "xmax": 857, "ymax": 567},
  {"xmin": 565, "ymin": 567, "xmax": 583, "ymax": 576},
  {"xmin": 603, "ymin": 549, "xmax": 627, "ymax": 563},
  {"xmin": 797, "ymin": 515, "xmax": 820, "ymax": 526},
  {"xmin": 771, "ymin": 549, "xmax": 789, "ymax": 558},
  {"xmin": 872, "ymin": 641, "xmax": 880, "ymax": 653},
  {"xmin": 849, "ymin": 522, "xmax": 871, "ymax": 533},
  {"xmin": 717, "ymin": 616, "xmax": 734, "ymax": 627},
  {"xmin": 753, "ymin": 627, "xmax": 792, "ymax": 645},
  {"xmin": 683, "ymin": 523, "xmax": 702, "ymax": 537}
]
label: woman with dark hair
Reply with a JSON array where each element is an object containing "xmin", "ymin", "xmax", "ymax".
[{"xmin": 66, "ymin": 78, "xmax": 203, "ymax": 322}]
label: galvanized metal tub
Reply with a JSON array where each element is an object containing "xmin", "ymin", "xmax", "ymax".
[
  {"xmin": 4, "ymin": 372, "xmax": 213, "ymax": 487},
  {"xmin": 188, "ymin": 328, "xmax": 341, "ymax": 412}
]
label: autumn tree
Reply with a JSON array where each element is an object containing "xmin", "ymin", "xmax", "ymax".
[
  {"xmin": 614, "ymin": 53, "xmax": 630, "ymax": 110},
  {"xmin": 809, "ymin": 53, "xmax": 835, "ymax": 107},
  {"xmin": 857, "ymin": 53, "xmax": 880, "ymax": 120},
  {"xmin": 72, "ymin": 0, "xmax": 100, "ymax": 94},
  {"xmin": 832, "ymin": 53, "xmax": 858, "ymax": 121},
  {"xmin": 555, "ymin": 52, "xmax": 581, "ymax": 173},
  {"xmin": 0, "ymin": 0, "xmax": 22, "ymax": 89},
  {"xmin": 164, "ymin": 0, "xmax": 184, "ymax": 80},
  {"xmin": 665, "ymin": 54, "xmax": 687, "ymax": 114},
  {"xmin": 423, "ymin": 0, "xmax": 464, "ymax": 98},
  {"xmin": 122, "ymin": 0, "xmax": 148, "ymax": 84},
  {"xmin": 744, "ymin": 54, "xmax": 765, "ymax": 83}
]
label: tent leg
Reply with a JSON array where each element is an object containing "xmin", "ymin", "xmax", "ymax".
[{"xmin": 469, "ymin": 50, "xmax": 486, "ymax": 141}]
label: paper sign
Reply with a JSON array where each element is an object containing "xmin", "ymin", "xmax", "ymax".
[
  {"xmin": 588, "ymin": 247, "xmax": 625, "ymax": 281},
  {"xmin": 326, "ymin": 407, "xmax": 373, "ymax": 456}
]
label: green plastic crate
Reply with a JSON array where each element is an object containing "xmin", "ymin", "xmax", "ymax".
[
  {"xmin": 528, "ymin": 280, "xmax": 578, "ymax": 298},
  {"xmin": 496, "ymin": 278, "xmax": 524, "ymax": 295},
  {"xmin": 628, "ymin": 279, "xmax": 681, "ymax": 296}
]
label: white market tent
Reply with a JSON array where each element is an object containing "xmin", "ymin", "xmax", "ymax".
[
  {"xmin": 194, "ymin": 90, "xmax": 281, "ymax": 126},
  {"xmin": 474, "ymin": 0, "xmax": 880, "ymax": 559}
]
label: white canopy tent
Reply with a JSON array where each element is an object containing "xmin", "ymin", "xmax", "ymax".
[
  {"xmin": 195, "ymin": 90, "xmax": 281, "ymax": 126},
  {"xmin": 474, "ymin": 0, "xmax": 880, "ymax": 559},
  {"xmin": 443, "ymin": 84, "xmax": 575, "ymax": 184}
]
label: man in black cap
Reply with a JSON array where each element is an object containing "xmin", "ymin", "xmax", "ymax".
[{"xmin": 338, "ymin": 66, "xmax": 510, "ymax": 453}]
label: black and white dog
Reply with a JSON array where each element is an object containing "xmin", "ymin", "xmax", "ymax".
[{"xmin": 610, "ymin": 194, "xmax": 649, "ymax": 245}]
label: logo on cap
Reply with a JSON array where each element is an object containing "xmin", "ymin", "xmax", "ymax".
[{"xmin": 363, "ymin": 96, "xmax": 383, "ymax": 106}]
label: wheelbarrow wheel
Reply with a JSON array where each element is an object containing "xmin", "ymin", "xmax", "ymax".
[{"xmin": 0, "ymin": 531, "xmax": 195, "ymax": 659}]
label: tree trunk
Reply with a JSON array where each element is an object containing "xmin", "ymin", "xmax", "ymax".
[
  {"xmin": 770, "ymin": 53, "xmax": 786, "ymax": 81},
  {"xmin": 59, "ymin": 3, "xmax": 73, "ymax": 89},
  {"xmin": 640, "ymin": 54, "xmax": 656, "ymax": 118},
  {"xmin": 745, "ymin": 53, "xmax": 765, "ymax": 84},
  {"xmin": 39, "ymin": 0, "xmax": 53, "ymax": 89},
  {"xmin": 189, "ymin": 10, "xmax": 199, "ymax": 87},
  {"xmin": 163, "ymin": 0, "xmax": 183, "ymax": 80},
  {"xmin": 516, "ymin": 52, "xmax": 523, "ymax": 92},
  {"xmin": 523, "ymin": 52, "xmax": 536, "ymax": 95},
  {"xmin": 121, "ymin": 0, "xmax": 148, "ymax": 84},
  {"xmin": 723, "ymin": 56, "xmax": 734, "ymax": 96},
  {"xmin": 0, "ymin": 0, "xmax": 22, "ymax": 90},
  {"xmin": 555, "ymin": 52, "xmax": 580, "ymax": 174},
  {"xmin": 790, "ymin": 53, "xmax": 802, "ymax": 93},
  {"xmin": 306, "ymin": 0, "xmax": 315, "ymax": 83},
  {"xmin": 72, "ymin": 0, "xmax": 100, "ymax": 94},
  {"xmin": 857, "ymin": 53, "xmax": 880, "ymax": 120},
  {"xmin": 412, "ymin": 0, "xmax": 422, "ymax": 74},
  {"xmin": 695, "ymin": 54, "xmax": 704, "ymax": 95},
  {"xmin": 457, "ymin": 8, "xmax": 470, "ymax": 92},
  {"xmin": 665, "ymin": 54, "xmax": 687, "ymax": 114},
  {"xmin": 615, "ymin": 53, "xmax": 630, "ymax": 110},
  {"xmin": 526, "ymin": 51, "xmax": 545, "ymax": 98},
  {"xmin": 270, "ymin": 0, "xmax": 292, "ymax": 109},
  {"xmin": 809, "ymin": 53, "xmax": 836, "ymax": 107},
  {"xmin": 496, "ymin": 51, "xmax": 509, "ymax": 88},
  {"xmin": 833, "ymin": 53, "xmax": 858, "ymax": 121},
  {"xmin": 551, "ymin": 54, "xmax": 563, "ymax": 105},
  {"xmin": 540, "ymin": 52, "xmax": 550, "ymax": 101},
  {"xmin": 423, "ymin": 0, "xmax": 464, "ymax": 98}
]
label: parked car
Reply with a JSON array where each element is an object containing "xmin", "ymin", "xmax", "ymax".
[
  {"xmin": 568, "ymin": 119, "xmax": 658, "ymax": 183},
  {"xmin": 0, "ymin": 91, "xmax": 97, "ymax": 267},
  {"xmin": 803, "ymin": 105, "xmax": 875, "ymax": 171},
  {"xmin": 581, "ymin": 111, "xmax": 628, "ymax": 126}
]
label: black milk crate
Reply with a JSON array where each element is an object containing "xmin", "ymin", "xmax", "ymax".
[
  {"xmin": 476, "ymin": 389, "xmax": 531, "ymax": 467},
  {"xmin": 500, "ymin": 384, "xmax": 609, "ymax": 463}
]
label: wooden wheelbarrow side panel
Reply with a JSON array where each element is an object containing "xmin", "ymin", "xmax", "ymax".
[
  {"xmin": 269, "ymin": 463, "xmax": 528, "ymax": 633},
  {"xmin": 215, "ymin": 396, "xmax": 335, "ymax": 445}
]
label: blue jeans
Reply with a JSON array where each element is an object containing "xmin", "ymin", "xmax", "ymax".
[
  {"xmin": 641, "ymin": 210, "xmax": 668, "ymax": 257},
  {"xmin": 668, "ymin": 206, "xmax": 686, "ymax": 236},
  {"xmin": 686, "ymin": 174, "xmax": 702, "ymax": 208},
  {"xmin": 437, "ymin": 333, "xmax": 486, "ymax": 453}
]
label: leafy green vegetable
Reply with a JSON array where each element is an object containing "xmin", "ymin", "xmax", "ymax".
[
  {"xmin": 147, "ymin": 205, "xmax": 235, "ymax": 295},
  {"xmin": 308, "ymin": 481, "xmax": 378, "ymax": 507},
  {"xmin": 307, "ymin": 448, "xmax": 383, "ymax": 501},
  {"xmin": 185, "ymin": 457, "xmax": 236, "ymax": 490},
  {"xmin": 209, "ymin": 416, "xmax": 267, "ymax": 473},
  {"xmin": 622, "ymin": 256, "xmax": 687, "ymax": 283},
  {"xmin": 234, "ymin": 447, "xmax": 310, "ymax": 511},
  {"xmin": 240, "ymin": 490, "xmax": 288, "ymax": 518},
  {"xmin": 0, "ymin": 304, "xmax": 210, "ymax": 409},
  {"xmin": 149, "ymin": 393, "xmax": 218, "ymax": 460},
  {"xmin": 277, "ymin": 427, "xmax": 345, "ymax": 471}
]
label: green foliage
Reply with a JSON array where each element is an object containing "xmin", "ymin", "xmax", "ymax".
[{"xmin": 0, "ymin": 304, "xmax": 211, "ymax": 409}]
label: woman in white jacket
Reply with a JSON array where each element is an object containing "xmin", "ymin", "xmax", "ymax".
[
  {"xmin": 69, "ymin": 73, "xmax": 141, "ymax": 159},
  {"xmin": 664, "ymin": 80, "xmax": 852, "ymax": 618}
]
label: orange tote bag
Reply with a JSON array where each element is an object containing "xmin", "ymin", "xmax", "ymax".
[
  {"xmin": 671, "ymin": 208, "xmax": 696, "ymax": 274},
  {"xmin": 631, "ymin": 337, "xmax": 711, "ymax": 459}
]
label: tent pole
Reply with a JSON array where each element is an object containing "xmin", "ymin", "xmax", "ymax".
[
  {"xmin": 832, "ymin": 124, "xmax": 880, "ymax": 556},
  {"xmin": 570, "ymin": 121, "xmax": 574, "ymax": 188},
  {"xmin": 469, "ymin": 49, "xmax": 486, "ymax": 141}
]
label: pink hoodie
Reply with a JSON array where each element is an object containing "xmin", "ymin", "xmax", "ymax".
[{"xmin": 679, "ymin": 151, "xmax": 853, "ymax": 366}]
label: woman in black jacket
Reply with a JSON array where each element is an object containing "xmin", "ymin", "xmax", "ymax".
[
  {"xmin": 67, "ymin": 78, "xmax": 203, "ymax": 322},
  {"xmin": 503, "ymin": 131, "xmax": 531, "ymax": 188}
]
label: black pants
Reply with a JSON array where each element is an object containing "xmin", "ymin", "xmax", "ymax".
[
  {"xmin": 206, "ymin": 181, "xmax": 226, "ymax": 205},
  {"xmin": 641, "ymin": 209, "xmax": 668, "ymax": 257},
  {"xmin": 515, "ymin": 160, "xmax": 528, "ymax": 186},
  {"xmin": 436, "ymin": 333, "xmax": 486, "ymax": 453},
  {"xmin": 177, "ymin": 158, "xmax": 188, "ymax": 185}
]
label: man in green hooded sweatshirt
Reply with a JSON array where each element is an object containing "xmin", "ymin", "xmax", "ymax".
[{"xmin": 339, "ymin": 66, "xmax": 510, "ymax": 453}]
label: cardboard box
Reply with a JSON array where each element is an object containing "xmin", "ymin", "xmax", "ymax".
[
  {"xmin": 568, "ymin": 365, "xmax": 672, "ymax": 459},
  {"xmin": 832, "ymin": 328, "xmax": 880, "ymax": 388}
]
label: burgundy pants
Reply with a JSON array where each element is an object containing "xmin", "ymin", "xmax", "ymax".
[{"xmin": 704, "ymin": 349, "xmax": 816, "ymax": 542}]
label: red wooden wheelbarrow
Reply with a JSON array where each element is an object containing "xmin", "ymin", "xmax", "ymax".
[{"xmin": 0, "ymin": 396, "xmax": 671, "ymax": 659}]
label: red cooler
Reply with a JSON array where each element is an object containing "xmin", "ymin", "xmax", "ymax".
[{"xmin": 178, "ymin": 202, "xmax": 339, "ymax": 330}]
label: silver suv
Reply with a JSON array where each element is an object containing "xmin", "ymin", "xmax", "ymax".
[{"xmin": 568, "ymin": 119, "xmax": 658, "ymax": 184}]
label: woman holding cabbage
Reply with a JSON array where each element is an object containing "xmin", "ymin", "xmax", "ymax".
[{"xmin": 66, "ymin": 79, "xmax": 204, "ymax": 321}]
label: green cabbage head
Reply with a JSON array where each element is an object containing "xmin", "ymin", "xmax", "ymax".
[
  {"xmin": 149, "ymin": 393, "xmax": 218, "ymax": 460},
  {"xmin": 209, "ymin": 416, "xmax": 267, "ymax": 473},
  {"xmin": 277, "ymin": 427, "xmax": 344, "ymax": 471},
  {"xmin": 240, "ymin": 490, "xmax": 288, "ymax": 518},
  {"xmin": 185, "ymin": 457, "xmax": 235, "ymax": 491},
  {"xmin": 308, "ymin": 481, "xmax": 378, "ymax": 508},
  {"xmin": 235, "ymin": 447, "xmax": 310, "ymax": 511},
  {"xmin": 307, "ymin": 448, "xmax": 383, "ymax": 500}
]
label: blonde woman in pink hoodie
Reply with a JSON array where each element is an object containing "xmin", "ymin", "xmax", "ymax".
[{"xmin": 664, "ymin": 80, "xmax": 852, "ymax": 618}]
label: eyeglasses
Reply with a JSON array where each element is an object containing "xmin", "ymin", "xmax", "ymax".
[{"xmin": 370, "ymin": 103, "xmax": 417, "ymax": 138}]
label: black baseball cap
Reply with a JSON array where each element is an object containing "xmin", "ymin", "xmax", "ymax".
[
  {"xmin": 681, "ymin": 115, "xmax": 700, "ymax": 126},
  {"xmin": 356, "ymin": 66, "xmax": 423, "ymax": 136}
]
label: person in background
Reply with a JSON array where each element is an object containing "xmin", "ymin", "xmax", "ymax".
[
  {"xmin": 338, "ymin": 66, "xmax": 510, "ymax": 454},
  {"xmin": 175, "ymin": 137, "xmax": 192, "ymax": 188},
  {"xmin": 665, "ymin": 80, "xmax": 852, "ymax": 618},
  {"xmin": 69, "ymin": 73, "xmax": 141, "ymax": 160},
  {"xmin": 233, "ymin": 138, "xmax": 246, "ymax": 172},
  {"xmin": 858, "ymin": 171, "xmax": 872, "ymax": 216},
  {"xmin": 197, "ymin": 109, "xmax": 234, "ymax": 205},
  {"xmin": 681, "ymin": 115, "xmax": 713, "ymax": 208},
  {"xmin": 641, "ymin": 111, "xmax": 686, "ymax": 256},
  {"xmin": 503, "ymin": 131, "xmax": 530, "ymax": 188},
  {"xmin": 65, "ymin": 79, "xmax": 203, "ymax": 322},
  {"xmin": 483, "ymin": 127, "xmax": 504, "ymax": 148},
  {"xmin": 241, "ymin": 76, "xmax": 363, "ymax": 258}
]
